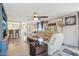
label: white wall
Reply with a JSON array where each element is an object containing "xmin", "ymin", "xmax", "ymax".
[
  {"xmin": 63, "ymin": 13, "xmax": 79, "ymax": 47},
  {"xmin": 63, "ymin": 25, "xmax": 78, "ymax": 47}
]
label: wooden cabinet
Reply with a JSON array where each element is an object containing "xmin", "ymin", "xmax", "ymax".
[{"xmin": 30, "ymin": 42, "xmax": 48, "ymax": 56}]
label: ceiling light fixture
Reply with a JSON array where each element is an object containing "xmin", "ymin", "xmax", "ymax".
[{"xmin": 33, "ymin": 12, "xmax": 38, "ymax": 20}]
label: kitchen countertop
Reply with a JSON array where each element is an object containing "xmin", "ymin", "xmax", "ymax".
[{"xmin": 27, "ymin": 31, "xmax": 52, "ymax": 44}]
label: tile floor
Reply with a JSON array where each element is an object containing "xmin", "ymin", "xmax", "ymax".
[{"xmin": 8, "ymin": 38, "xmax": 29, "ymax": 56}]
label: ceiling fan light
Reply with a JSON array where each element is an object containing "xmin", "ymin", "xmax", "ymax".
[
  {"xmin": 34, "ymin": 17, "xmax": 38, "ymax": 20},
  {"xmin": 33, "ymin": 12, "xmax": 38, "ymax": 20}
]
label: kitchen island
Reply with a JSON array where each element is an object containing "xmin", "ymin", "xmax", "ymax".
[{"xmin": 27, "ymin": 31, "xmax": 52, "ymax": 56}]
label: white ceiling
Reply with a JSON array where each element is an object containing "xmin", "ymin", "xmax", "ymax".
[{"xmin": 3, "ymin": 3, "xmax": 79, "ymax": 21}]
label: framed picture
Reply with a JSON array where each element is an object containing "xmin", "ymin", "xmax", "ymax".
[{"xmin": 65, "ymin": 16, "xmax": 76, "ymax": 25}]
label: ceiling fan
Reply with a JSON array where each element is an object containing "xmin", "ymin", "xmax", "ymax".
[
  {"xmin": 33, "ymin": 12, "xmax": 48, "ymax": 20},
  {"xmin": 22, "ymin": 12, "xmax": 48, "ymax": 23}
]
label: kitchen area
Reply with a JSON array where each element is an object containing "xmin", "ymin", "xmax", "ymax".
[
  {"xmin": 7, "ymin": 14, "xmax": 54, "ymax": 56},
  {"xmin": 7, "ymin": 12, "xmax": 64, "ymax": 56}
]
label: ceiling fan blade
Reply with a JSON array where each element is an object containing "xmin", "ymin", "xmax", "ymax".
[{"xmin": 37, "ymin": 16, "xmax": 48, "ymax": 18}]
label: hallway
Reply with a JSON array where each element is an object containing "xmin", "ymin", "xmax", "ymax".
[{"xmin": 8, "ymin": 38, "xmax": 29, "ymax": 56}]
